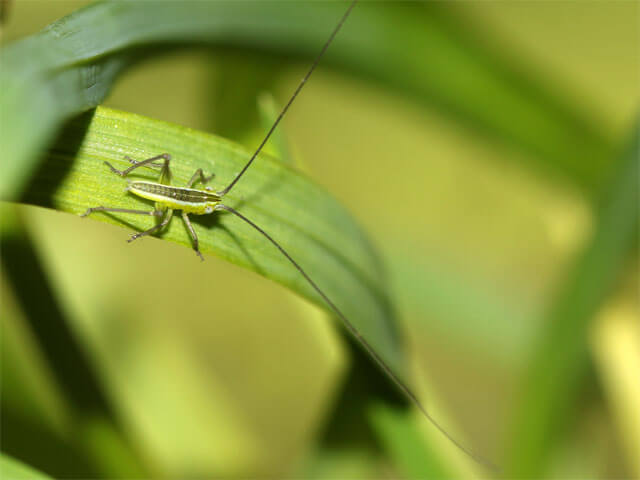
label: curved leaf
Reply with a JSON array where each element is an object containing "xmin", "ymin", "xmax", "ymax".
[{"xmin": 20, "ymin": 105, "xmax": 405, "ymax": 381}]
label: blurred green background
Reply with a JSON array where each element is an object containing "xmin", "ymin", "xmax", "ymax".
[{"xmin": 1, "ymin": 1, "xmax": 638, "ymax": 478}]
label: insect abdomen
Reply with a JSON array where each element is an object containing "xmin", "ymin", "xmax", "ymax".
[{"xmin": 129, "ymin": 181, "xmax": 219, "ymax": 213}]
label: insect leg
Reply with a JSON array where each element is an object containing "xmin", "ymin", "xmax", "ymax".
[
  {"xmin": 81, "ymin": 206, "xmax": 162, "ymax": 217},
  {"xmin": 125, "ymin": 155, "xmax": 164, "ymax": 170},
  {"xmin": 105, "ymin": 153, "xmax": 171, "ymax": 179},
  {"xmin": 128, "ymin": 209, "xmax": 173, "ymax": 242},
  {"xmin": 181, "ymin": 212, "xmax": 204, "ymax": 261},
  {"xmin": 186, "ymin": 169, "xmax": 215, "ymax": 188}
]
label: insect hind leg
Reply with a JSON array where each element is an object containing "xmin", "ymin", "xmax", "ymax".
[
  {"xmin": 105, "ymin": 153, "xmax": 171, "ymax": 179},
  {"xmin": 125, "ymin": 155, "xmax": 164, "ymax": 170}
]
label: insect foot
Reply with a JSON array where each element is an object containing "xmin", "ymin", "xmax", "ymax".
[{"xmin": 104, "ymin": 161, "xmax": 126, "ymax": 176}]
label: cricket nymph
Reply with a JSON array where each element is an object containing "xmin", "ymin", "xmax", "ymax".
[{"xmin": 128, "ymin": 181, "xmax": 221, "ymax": 215}]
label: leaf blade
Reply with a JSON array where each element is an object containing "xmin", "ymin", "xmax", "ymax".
[
  {"xmin": 505, "ymin": 122, "xmax": 639, "ymax": 476},
  {"xmin": 20, "ymin": 105, "xmax": 405, "ymax": 380}
]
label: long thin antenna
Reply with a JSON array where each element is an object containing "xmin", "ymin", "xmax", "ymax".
[
  {"xmin": 217, "ymin": 0, "xmax": 358, "ymax": 197},
  {"xmin": 215, "ymin": 204, "xmax": 498, "ymax": 473}
]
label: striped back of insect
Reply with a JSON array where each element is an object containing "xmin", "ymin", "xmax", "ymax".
[{"xmin": 129, "ymin": 181, "xmax": 220, "ymax": 214}]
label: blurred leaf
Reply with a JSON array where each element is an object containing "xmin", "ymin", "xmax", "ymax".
[
  {"xmin": 81, "ymin": 416, "xmax": 149, "ymax": 479},
  {"xmin": 506, "ymin": 123, "xmax": 639, "ymax": 477},
  {"xmin": 208, "ymin": 52, "xmax": 281, "ymax": 144},
  {"xmin": 0, "ymin": 404, "xmax": 95, "ymax": 479},
  {"xmin": 300, "ymin": 447, "xmax": 379, "ymax": 480},
  {"xmin": 0, "ymin": 454, "xmax": 52, "ymax": 480},
  {"xmin": 18, "ymin": 105, "xmax": 406, "ymax": 394},
  {"xmin": 0, "ymin": 1, "xmax": 613, "ymax": 199},
  {"xmin": 0, "ymin": 291, "xmax": 78, "ymax": 474},
  {"xmin": 591, "ymin": 292, "xmax": 640, "ymax": 477},
  {"xmin": 387, "ymin": 248, "xmax": 539, "ymax": 367},
  {"xmin": 314, "ymin": 335, "xmax": 407, "ymax": 448},
  {"xmin": 300, "ymin": 338, "xmax": 412, "ymax": 479},
  {"xmin": 312, "ymin": 334, "xmax": 485, "ymax": 477},
  {"xmin": 0, "ymin": 207, "xmax": 71, "ymax": 438},
  {"xmin": 369, "ymin": 403, "xmax": 452, "ymax": 479},
  {"xmin": 0, "ymin": 205, "xmax": 149, "ymax": 478},
  {"xmin": 0, "ymin": 54, "xmax": 129, "ymax": 199},
  {"xmin": 258, "ymin": 92, "xmax": 294, "ymax": 165}
]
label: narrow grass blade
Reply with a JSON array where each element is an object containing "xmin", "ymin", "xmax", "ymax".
[{"xmin": 505, "ymin": 123, "xmax": 639, "ymax": 476}]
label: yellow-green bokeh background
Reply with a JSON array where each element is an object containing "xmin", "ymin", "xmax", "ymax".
[{"xmin": 1, "ymin": 1, "xmax": 638, "ymax": 478}]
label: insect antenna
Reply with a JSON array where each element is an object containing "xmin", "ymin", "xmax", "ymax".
[
  {"xmin": 216, "ymin": 0, "xmax": 358, "ymax": 197},
  {"xmin": 215, "ymin": 204, "xmax": 498, "ymax": 472},
  {"xmin": 214, "ymin": 0, "xmax": 498, "ymax": 471}
]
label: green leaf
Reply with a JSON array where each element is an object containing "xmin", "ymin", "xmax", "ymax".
[
  {"xmin": 505, "ymin": 123, "xmax": 639, "ymax": 476},
  {"xmin": 1, "ymin": 205, "xmax": 150, "ymax": 478},
  {"xmin": 387, "ymin": 248, "xmax": 538, "ymax": 366},
  {"xmin": 209, "ymin": 53, "xmax": 282, "ymax": 145},
  {"xmin": 258, "ymin": 92, "xmax": 295, "ymax": 166},
  {"xmin": 0, "ymin": 454, "xmax": 52, "ymax": 480},
  {"xmin": 300, "ymin": 448, "xmax": 380, "ymax": 480},
  {"xmin": 369, "ymin": 403, "xmax": 453, "ymax": 479},
  {"xmin": 0, "ymin": 56, "xmax": 129, "ymax": 199},
  {"xmin": 19, "ymin": 105, "xmax": 405, "ymax": 383},
  {"xmin": 1, "ymin": 1, "xmax": 614, "ymax": 199}
]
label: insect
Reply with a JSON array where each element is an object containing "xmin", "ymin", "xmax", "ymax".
[{"xmin": 81, "ymin": 0, "xmax": 495, "ymax": 472}]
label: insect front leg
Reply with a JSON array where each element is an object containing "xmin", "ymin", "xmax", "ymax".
[
  {"xmin": 181, "ymin": 212, "xmax": 204, "ymax": 261},
  {"xmin": 105, "ymin": 153, "xmax": 171, "ymax": 180},
  {"xmin": 128, "ymin": 209, "xmax": 174, "ymax": 242},
  {"xmin": 186, "ymin": 168, "xmax": 215, "ymax": 189}
]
